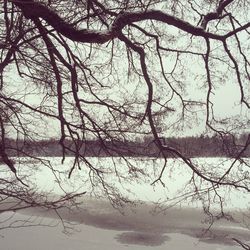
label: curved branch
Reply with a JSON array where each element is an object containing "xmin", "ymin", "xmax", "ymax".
[
  {"xmin": 223, "ymin": 40, "xmax": 250, "ymax": 108},
  {"xmin": 11, "ymin": 0, "xmax": 114, "ymax": 43},
  {"xmin": 11, "ymin": 0, "xmax": 230, "ymax": 43}
]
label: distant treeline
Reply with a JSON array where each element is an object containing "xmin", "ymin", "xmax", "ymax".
[{"xmin": 2, "ymin": 133, "xmax": 249, "ymax": 158}]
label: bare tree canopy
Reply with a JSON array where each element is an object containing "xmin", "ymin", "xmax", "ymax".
[{"xmin": 0, "ymin": 0, "xmax": 250, "ymax": 242}]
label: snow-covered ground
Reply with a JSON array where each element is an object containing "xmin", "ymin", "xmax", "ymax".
[
  {"xmin": 0, "ymin": 212, "xmax": 241, "ymax": 250},
  {"xmin": 0, "ymin": 157, "xmax": 250, "ymax": 249},
  {"xmin": 0, "ymin": 201, "xmax": 249, "ymax": 250}
]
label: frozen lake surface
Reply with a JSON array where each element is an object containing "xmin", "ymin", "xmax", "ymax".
[
  {"xmin": 0, "ymin": 200, "xmax": 249, "ymax": 250},
  {"xmin": 0, "ymin": 157, "xmax": 249, "ymax": 249},
  {"xmin": 7, "ymin": 156, "xmax": 250, "ymax": 207}
]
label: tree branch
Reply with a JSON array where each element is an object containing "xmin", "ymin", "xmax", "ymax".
[
  {"xmin": 11, "ymin": 0, "xmax": 232, "ymax": 43},
  {"xmin": 201, "ymin": 0, "xmax": 234, "ymax": 29}
]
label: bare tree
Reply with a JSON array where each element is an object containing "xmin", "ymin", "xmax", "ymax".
[{"xmin": 0, "ymin": 0, "xmax": 249, "ymax": 244}]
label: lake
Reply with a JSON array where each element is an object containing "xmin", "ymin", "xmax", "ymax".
[{"xmin": 0, "ymin": 157, "xmax": 249, "ymax": 249}]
